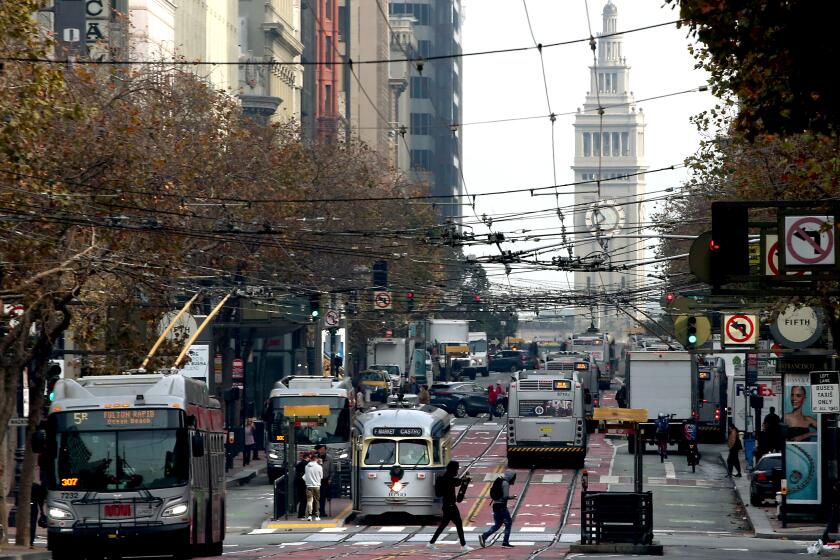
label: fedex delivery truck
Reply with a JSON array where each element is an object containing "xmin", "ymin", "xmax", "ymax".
[{"xmin": 727, "ymin": 367, "xmax": 782, "ymax": 432}]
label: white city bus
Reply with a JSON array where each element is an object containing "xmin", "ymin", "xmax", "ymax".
[
  {"xmin": 44, "ymin": 372, "xmax": 225, "ymax": 560},
  {"xmin": 507, "ymin": 369, "xmax": 588, "ymax": 467}
]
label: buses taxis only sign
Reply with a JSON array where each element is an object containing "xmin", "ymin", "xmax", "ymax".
[{"xmin": 810, "ymin": 371, "xmax": 840, "ymax": 413}]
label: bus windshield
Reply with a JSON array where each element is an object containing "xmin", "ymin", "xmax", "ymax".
[
  {"xmin": 53, "ymin": 429, "xmax": 189, "ymax": 491},
  {"xmin": 270, "ymin": 396, "xmax": 350, "ymax": 445}
]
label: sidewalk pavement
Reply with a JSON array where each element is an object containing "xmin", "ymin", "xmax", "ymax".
[
  {"xmin": 225, "ymin": 453, "xmax": 268, "ymax": 488},
  {"xmin": 261, "ymin": 497, "xmax": 354, "ymax": 530},
  {"xmin": 0, "ymin": 547, "xmax": 51, "ymax": 560},
  {"xmin": 719, "ymin": 451, "xmax": 827, "ymax": 540}
]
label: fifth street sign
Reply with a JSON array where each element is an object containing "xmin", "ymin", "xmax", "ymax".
[{"xmin": 810, "ymin": 370, "xmax": 840, "ymax": 413}]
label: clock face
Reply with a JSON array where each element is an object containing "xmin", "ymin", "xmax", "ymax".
[{"xmin": 585, "ymin": 201, "xmax": 624, "ymax": 233}]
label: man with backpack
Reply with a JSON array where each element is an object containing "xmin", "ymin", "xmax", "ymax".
[
  {"xmin": 429, "ymin": 460, "xmax": 473, "ymax": 552},
  {"xmin": 478, "ymin": 471, "xmax": 516, "ymax": 548}
]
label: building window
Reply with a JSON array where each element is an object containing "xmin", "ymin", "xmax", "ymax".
[
  {"xmin": 411, "ymin": 149, "xmax": 432, "ymax": 170},
  {"xmin": 325, "ymin": 84, "xmax": 333, "ymax": 114},
  {"xmin": 621, "ymin": 132, "xmax": 630, "ymax": 156},
  {"xmin": 611, "ymin": 132, "xmax": 620, "ymax": 156},
  {"xmin": 410, "ymin": 76, "xmax": 430, "ymax": 98},
  {"xmin": 602, "ymin": 132, "xmax": 610, "ymax": 156},
  {"xmin": 410, "ymin": 112, "xmax": 432, "ymax": 135},
  {"xmin": 389, "ymin": 3, "xmax": 431, "ymax": 25},
  {"xmin": 338, "ymin": 6, "xmax": 347, "ymax": 41},
  {"xmin": 325, "ymin": 0, "xmax": 333, "ymax": 19},
  {"xmin": 325, "ymin": 36, "xmax": 333, "ymax": 65},
  {"xmin": 593, "ymin": 132, "xmax": 601, "ymax": 156},
  {"xmin": 417, "ymin": 40, "xmax": 431, "ymax": 58},
  {"xmin": 583, "ymin": 132, "xmax": 591, "ymax": 157}
]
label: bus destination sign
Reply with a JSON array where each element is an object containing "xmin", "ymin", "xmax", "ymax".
[
  {"xmin": 372, "ymin": 427, "xmax": 423, "ymax": 437},
  {"xmin": 55, "ymin": 409, "xmax": 181, "ymax": 430}
]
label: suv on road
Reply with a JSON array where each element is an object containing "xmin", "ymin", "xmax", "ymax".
[
  {"xmin": 429, "ymin": 382, "xmax": 507, "ymax": 418},
  {"xmin": 489, "ymin": 350, "xmax": 537, "ymax": 372}
]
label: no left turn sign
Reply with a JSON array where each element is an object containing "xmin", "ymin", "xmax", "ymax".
[
  {"xmin": 723, "ymin": 313, "xmax": 757, "ymax": 346},
  {"xmin": 784, "ymin": 215, "xmax": 835, "ymax": 266},
  {"xmin": 373, "ymin": 291, "xmax": 392, "ymax": 310},
  {"xmin": 324, "ymin": 309, "xmax": 340, "ymax": 327}
]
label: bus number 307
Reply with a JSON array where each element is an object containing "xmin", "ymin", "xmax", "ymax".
[{"xmin": 61, "ymin": 478, "xmax": 79, "ymax": 487}]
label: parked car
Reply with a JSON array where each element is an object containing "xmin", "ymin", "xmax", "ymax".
[
  {"xmin": 429, "ymin": 382, "xmax": 507, "ymax": 418},
  {"xmin": 750, "ymin": 452, "xmax": 782, "ymax": 506},
  {"xmin": 489, "ymin": 350, "xmax": 538, "ymax": 372},
  {"xmin": 355, "ymin": 369, "xmax": 392, "ymax": 402}
]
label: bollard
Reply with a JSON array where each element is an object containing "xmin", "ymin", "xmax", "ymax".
[{"xmin": 273, "ymin": 475, "xmax": 288, "ymax": 519}]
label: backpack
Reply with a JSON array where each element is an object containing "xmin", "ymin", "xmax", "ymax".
[
  {"xmin": 655, "ymin": 417, "xmax": 669, "ymax": 433},
  {"xmin": 489, "ymin": 476, "xmax": 504, "ymax": 501}
]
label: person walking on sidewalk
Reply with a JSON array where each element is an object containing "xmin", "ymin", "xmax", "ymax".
[
  {"xmin": 304, "ymin": 455, "xmax": 323, "ymax": 521},
  {"xmin": 726, "ymin": 423, "xmax": 743, "ymax": 477},
  {"xmin": 243, "ymin": 418, "xmax": 255, "ymax": 466},
  {"xmin": 428, "ymin": 460, "xmax": 472, "ymax": 552},
  {"xmin": 294, "ymin": 451, "xmax": 310, "ymax": 519},
  {"xmin": 478, "ymin": 471, "xmax": 516, "ymax": 549},
  {"xmin": 315, "ymin": 444, "xmax": 333, "ymax": 517}
]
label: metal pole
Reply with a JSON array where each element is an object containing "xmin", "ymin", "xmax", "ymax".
[
  {"xmin": 634, "ymin": 423, "xmax": 643, "ymax": 494},
  {"xmin": 141, "ymin": 291, "xmax": 201, "ymax": 369},
  {"xmin": 286, "ymin": 418, "xmax": 296, "ymax": 519},
  {"xmin": 174, "ymin": 293, "xmax": 232, "ymax": 368}
]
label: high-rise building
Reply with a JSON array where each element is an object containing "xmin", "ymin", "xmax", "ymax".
[
  {"xmin": 572, "ymin": 0, "xmax": 647, "ymax": 335},
  {"xmin": 301, "ymin": 0, "xmax": 343, "ymax": 142},
  {"xmin": 238, "ymin": 0, "xmax": 304, "ymax": 123},
  {"xmin": 389, "ymin": 0, "xmax": 463, "ymax": 224},
  {"xmin": 175, "ymin": 1, "xmax": 239, "ymax": 92}
]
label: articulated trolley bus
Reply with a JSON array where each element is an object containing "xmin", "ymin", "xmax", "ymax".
[
  {"xmin": 507, "ymin": 370, "xmax": 588, "ymax": 467},
  {"xmin": 545, "ymin": 352, "xmax": 598, "ymax": 432},
  {"xmin": 351, "ymin": 405, "xmax": 452, "ymax": 517},
  {"xmin": 44, "ymin": 372, "xmax": 225, "ymax": 560},
  {"xmin": 570, "ymin": 333, "xmax": 616, "ymax": 389}
]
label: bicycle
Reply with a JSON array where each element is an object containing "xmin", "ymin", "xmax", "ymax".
[{"xmin": 656, "ymin": 432, "xmax": 668, "ymax": 462}]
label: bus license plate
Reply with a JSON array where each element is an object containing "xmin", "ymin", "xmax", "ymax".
[
  {"xmin": 540, "ymin": 427, "xmax": 553, "ymax": 433},
  {"xmin": 103, "ymin": 504, "xmax": 132, "ymax": 518}
]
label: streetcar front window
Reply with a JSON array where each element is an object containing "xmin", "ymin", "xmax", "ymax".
[
  {"xmin": 398, "ymin": 440, "xmax": 429, "ymax": 466},
  {"xmin": 364, "ymin": 439, "xmax": 396, "ymax": 466},
  {"xmin": 54, "ymin": 429, "xmax": 189, "ymax": 491}
]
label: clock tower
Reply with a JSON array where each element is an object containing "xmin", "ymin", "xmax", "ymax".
[{"xmin": 572, "ymin": 0, "xmax": 647, "ymax": 336}]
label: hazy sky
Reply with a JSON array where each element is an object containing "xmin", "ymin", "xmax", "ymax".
[{"xmin": 460, "ymin": 0, "xmax": 716, "ymax": 296}]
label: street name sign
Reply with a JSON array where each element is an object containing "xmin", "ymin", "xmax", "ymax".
[
  {"xmin": 810, "ymin": 371, "xmax": 840, "ymax": 413},
  {"xmin": 770, "ymin": 305, "xmax": 823, "ymax": 349}
]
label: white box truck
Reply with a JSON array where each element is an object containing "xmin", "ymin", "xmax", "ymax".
[
  {"xmin": 625, "ymin": 351, "xmax": 695, "ymax": 453},
  {"xmin": 367, "ymin": 337, "xmax": 411, "ymax": 388},
  {"xmin": 727, "ymin": 366, "xmax": 782, "ymax": 432},
  {"xmin": 427, "ymin": 319, "xmax": 473, "ymax": 380},
  {"xmin": 468, "ymin": 331, "xmax": 489, "ymax": 377}
]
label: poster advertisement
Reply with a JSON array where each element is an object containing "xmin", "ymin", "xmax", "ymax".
[
  {"xmin": 783, "ymin": 373, "xmax": 821, "ymax": 504},
  {"xmin": 518, "ymin": 399, "xmax": 573, "ymax": 418}
]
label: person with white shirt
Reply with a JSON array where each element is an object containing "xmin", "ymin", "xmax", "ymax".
[{"xmin": 303, "ymin": 456, "xmax": 323, "ymax": 520}]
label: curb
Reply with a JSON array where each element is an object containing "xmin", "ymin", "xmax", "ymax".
[
  {"xmin": 0, "ymin": 551, "xmax": 52, "ymax": 560},
  {"xmin": 718, "ymin": 452, "xmax": 825, "ymax": 540},
  {"xmin": 225, "ymin": 465, "xmax": 266, "ymax": 489}
]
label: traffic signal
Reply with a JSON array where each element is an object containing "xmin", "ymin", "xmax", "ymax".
[
  {"xmin": 406, "ymin": 291, "xmax": 415, "ymax": 312},
  {"xmin": 710, "ymin": 202, "xmax": 749, "ymax": 285},
  {"xmin": 309, "ymin": 293, "xmax": 321, "ymax": 318},
  {"xmin": 665, "ymin": 292, "xmax": 674, "ymax": 303},
  {"xmin": 686, "ymin": 316, "xmax": 698, "ymax": 347},
  {"xmin": 47, "ymin": 374, "xmax": 60, "ymax": 402},
  {"xmin": 372, "ymin": 260, "xmax": 388, "ymax": 289}
]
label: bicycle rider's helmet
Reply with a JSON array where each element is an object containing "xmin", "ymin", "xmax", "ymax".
[{"xmin": 658, "ymin": 412, "xmax": 667, "ymax": 419}]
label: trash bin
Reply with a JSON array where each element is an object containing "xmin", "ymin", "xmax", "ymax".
[
  {"xmin": 581, "ymin": 491, "xmax": 653, "ymax": 545},
  {"xmin": 744, "ymin": 434, "xmax": 755, "ymax": 469}
]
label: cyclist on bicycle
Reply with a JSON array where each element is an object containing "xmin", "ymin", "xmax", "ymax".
[{"xmin": 655, "ymin": 412, "xmax": 670, "ymax": 460}]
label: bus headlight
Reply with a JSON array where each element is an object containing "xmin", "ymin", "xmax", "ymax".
[
  {"xmin": 162, "ymin": 503, "xmax": 188, "ymax": 517},
  {"xmin": 48, "ymin": 506, "xmax": 74, "ymax": 520},
  {"xmin": 269, "ymin": 453, "xmax": 280, "ymax": 460},
  {"xmin": 339, "ymin": 453, "xmax": 348, "ymax": 459}
]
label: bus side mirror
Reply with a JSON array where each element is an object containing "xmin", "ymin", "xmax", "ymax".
[
  {"xmin": 192, "ymin": 434, "xmax": 205, "ymax": 457},
  {"xmin": 32, "ymin": 430, "xmax": 47, "ymax": 454}
]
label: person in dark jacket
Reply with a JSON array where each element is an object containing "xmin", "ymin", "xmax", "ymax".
[
  {"xmin": 428, "ymin": 460, "xmax": 472, "ymax": 552},
  {"xmin": 315, "ymin": 444, "xmax": 333, "ymax": 516},
  {"xmin": 294, "ymin": 451, "xmax": 309, "ymax": 519},
  {"xmin": 478, "ymin": 470, "xmax": 516, "ymax": 548}
]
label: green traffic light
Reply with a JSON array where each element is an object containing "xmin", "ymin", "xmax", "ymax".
[
  {"xmin": 687, "ymin": 334, "xmax": 698, "ymax": 344},
  {"xmin": 311, "ymin": 310, "xmax": 319, "ymax": 317},
  {"xmin": 49, "ymin": 391, "xmax": 55, "ymax": 402}
]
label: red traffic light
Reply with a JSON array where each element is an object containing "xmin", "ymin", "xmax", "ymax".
[
  {"xmin": 709, "ymin": 239, "xmax": 720, "ymax": 251},
  {"xmin": 474, "ymin": 294, "xmax": 481, "ymax": 302},
  {"xmin": 407, "ymin": 291, "xmax": 414, "ymax": 299},
  {"xmin": 665, "ymin": 292, "xmax": 674, "ymax": 302}
]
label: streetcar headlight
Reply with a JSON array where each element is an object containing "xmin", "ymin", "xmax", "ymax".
[
  {"xmin": 391, "ymin": 481, "xmax": 403, "ymax": 492},
  {"xmin": 48, "ymin": 506, "xmax": 74, "ymax": 520},
  {"xmin": 162, "ymin": 503, "xmax": 188, "ymax": 517},
  {"xmin": 269, "ymin": 453, "xmax": 280, "ymax": 460}
]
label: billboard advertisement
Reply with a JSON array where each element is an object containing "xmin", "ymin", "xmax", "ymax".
[{"xmin": 783, "ymin": 373, "xmax": 821, "ymax": 504}]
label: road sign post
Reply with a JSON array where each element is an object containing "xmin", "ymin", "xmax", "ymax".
[
  {"xmin": 780, "ymin": 214, "xmax": 838, "ymax": 271},
  {"xmin": 373, "ymin": 291, "xmax": 392, "ymax": 310},
  {"xmin": 810, "ymin": 371, "xmax": 840, "ymax": 413},
  {"xmin": 723, "ymin": 313, "xmax": 758, "ymax": 347}
]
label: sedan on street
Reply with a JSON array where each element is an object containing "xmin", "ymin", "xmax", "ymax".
[
  {"xmin": 750, "ymin": 452, "xmax": 782, "ymax": 506},
  {"xmin": 429, "ymin": 382, "xmax": 507, "ymax": 418}
]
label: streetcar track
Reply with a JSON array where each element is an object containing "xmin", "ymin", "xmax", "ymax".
[{"xmin": 529, "ymin": 468, "xmax": 580, "ymax": 559}]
